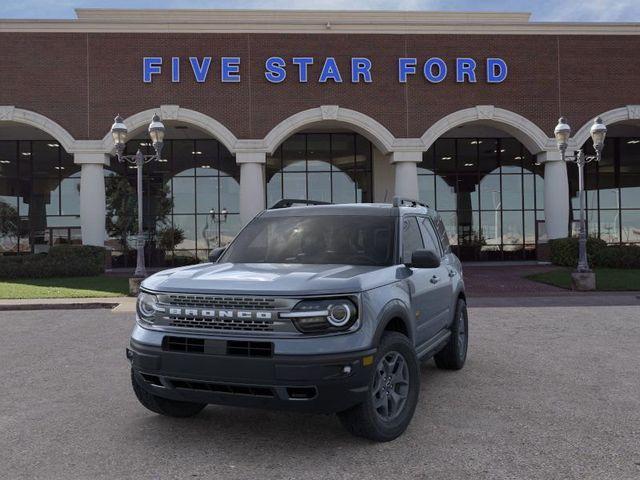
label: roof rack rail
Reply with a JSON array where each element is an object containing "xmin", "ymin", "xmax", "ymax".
[
  {"xmin": 269, "ymin": 199, "xmax": 332, "ymax": 209},
  {"xmin": 392, "ymin": 196, "xmax": 429, "ymax": 209}
]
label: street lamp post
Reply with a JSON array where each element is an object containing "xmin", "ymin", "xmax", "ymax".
[
  {"xmin": 110, "ymin": 114, "xmax": 166, "ymax": 277},
  {"xmin": 553, "ymin": 116, "xmax": 607, "ymax": 278}
]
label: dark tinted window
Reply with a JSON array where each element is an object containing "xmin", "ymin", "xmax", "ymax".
[
  {"xmin": 221, "ymin": 215, "xmax": 396, "ymax": 266},
  {"xmin": 434, "ymin": 216, "xmax": 451, "ymax": 253},
  {"xmin": 402, "ymin": 217, "xmax": 424, "ymax": 264},
  {"xmin": 419, "ymin": 217, "xmax": 442, "ymax": 256}
]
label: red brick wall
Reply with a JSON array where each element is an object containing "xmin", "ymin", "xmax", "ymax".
[{"xmin": 1, "ymin": 32, "xmax": 639, "ymax": 142}]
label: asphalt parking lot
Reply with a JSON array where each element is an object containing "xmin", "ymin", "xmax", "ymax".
[{"xmin": 1, "ymin": 305, "xmax": 639, "ymax": 480}]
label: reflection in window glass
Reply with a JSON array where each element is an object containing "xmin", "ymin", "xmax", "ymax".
[{"xmin": 621, "ymin": 210, "xmax": 640, "ymax": 243}]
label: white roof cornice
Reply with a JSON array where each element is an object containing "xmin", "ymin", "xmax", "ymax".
[{"xmin": 0, "ymin": 9, "xmax": 639, "ymax": 35}]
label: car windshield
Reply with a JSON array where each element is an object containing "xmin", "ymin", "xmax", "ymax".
[{"xmin": 220, "ymin": 215, "xmax": 396, "ymax": 266}]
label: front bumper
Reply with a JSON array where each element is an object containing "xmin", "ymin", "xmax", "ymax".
[{"xmin": 128, "ymin": 338, "xmax": 376, "ymax": 414}]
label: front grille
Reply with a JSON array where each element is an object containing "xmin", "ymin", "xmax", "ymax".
[
  {"xmin": 227, "ymin": 340, "xmax": 273, "ymax": 357},
  {"xmin": 166, "ymin": 295, "xmax": 276, "ymax": 310},
  {"xmin": 169, "ymin": 379, "xmax": 274, "ymax": 397},
  {"xmin": 168, "ymin": 316, "xmax": 274, "ymax": 332}
]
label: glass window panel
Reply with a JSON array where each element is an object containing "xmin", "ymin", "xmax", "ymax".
[
  {"xmin": 219, "ymin": 146, "xmax": 239, "ymax": 180},
  {"xmin": 620, "ymin": 138, "xmax": 640, "ymax": 174},
  {"xmin": 299, "ymin": 171, "xmax": 332, "ymax": 203},
  {"xmin": 595, "ymin": 138, "xmax": 615, "ymax": 175},
  {"xmin": 60, "ymin": 151, "xmax": 79, "ymax": 177},
  {"xmin": 535, "ymin": 174, "xmax": 544, "ymax": 210},
  {"xmin": 522, "ymin": 151, "xmax": 539, "ymax": 175},
  {"xmin": 194, "ymin": 139, "xmax": 219, "ymax": 173},
  {"xmin": 481, "ymin": 209, "xmax": 502, "ymax": 246},
  {"xmin": 402, "ymin": 217, "xmax": 424, "ymax": 263},
  {"xmin": 0, "ymin": 141, "xmax": 18, "ymax": 177},
  {"xmin": 266, "ymin": 147, "xmax": 282, "ymax": 179},
  {"xmin": 0, "ymin": 178, "xmax": 18, "ymax": 207},
  {"xmin": 19, "ymin": 141, "xmax": 32, "ymax": 178},
  {"xmin": 31, "ymin": 178, "xmax": 59, "ymax": 216},
  {"xmin": 620, "ymin": 175, "xmax": 640, "ymax": 208},
  {"xmin": 353, "ymin": 170, "xmax": 372, "ymax": 203},
  {"xmin": 502, "ymin": 211, "xmax": 523, "ymax": 247},
  {"xmin": 599, "ymin": 210, "xmax": 620, "ymax": 243},
  {"xmin": 195, "ymin": 177, "xmax": 219, "ymax": 214},
  {"xmin": 60, "ymin": 177, "xmax": 80, "ymax": 215},
  {"xmin": 524, "ymin": 211, "xmax": 536, "ymax": 245},
  {"xmin": 500, "ymin": 138, "xmax": 522, "ymax": 173},
  {"xmin": 457, "ymin": 211, "xmax": 480, "ymax": 243},
  {"xmin": 435, "ymin": 175, "xmax": 456, "ymax": 210},
  {"xmin": 220, "ymin": 214, "xmax": 242, "ymax": 247},
  {"xmin": 282, "ymin": 135, "xmax": 305, "ymax": 172},
  {"xmin": 523, "ymin": 174, "xmax": 536, "ymax": 209},
  {"xmin": 197, "ymin": 213, "xmax": 219, "ymax": 251},
  {"xmin": 478, "ymin": 139, "xmax": 499, "ymax": 174},
  {"xmin": 172, "ymin": 177, "xmax": 195, "ymax": 214},
  {"xmin": 219, "ymin": 176, "xmax": 240, "ymax": 214},
  {"xmin": 32, "ymin": 141, "xmax": 59, "ymax": 177},
  {"xmin": 621, "ymin": 210, "xmax": 640, "ymax": 243},
  {"xmin": 355, "ymin": 135, "xmax": 372, "ymax": 171},
  {"xmin": 598, "ymin": 173, "xmax": 619, "ymax": 209},
  {"xmin": 282, "ymin": 172, "xmax": 306, "ymax": 199},
  {"xmin": 267, "ymin": 172, "xmax": 282, "ymax": 208},
  {"xmin": 439, "ymin": 211, "xmax": 458, "ymax": 246},
  {"xmin": 172, "ymin": 215, "xmax": 196, "ymax": 250},
  {"xmin": 435, "ymin": 139, "xmax": 456, "ymax": 175},
  {"xmin": 172, "ymin": 140, "xmax": 195, "ymax": 176},
  {"xmin": 456, "ymin": 138, "xmax": 478, "ymax": 172},
  {"xmin": 502, "ymin": 175, "xmax": 523, "ymax": 210},
  {"xmin": 419, "ymin": 148, "xmax": 434, "ymax": 173},
  {"xmin": 331, "ymin": 134, "xmax": 355, "ymax": 172},
  {"xmin": 455, "ymin": 175, "xmax": 479, "ymax": 210},
  {"xmin": 332, "ymin": 171, "xmax": 356, "ymax": 204},
  {"xmin": 479, "ymin": 175, "xmax": 501, "ymax": 211},
  {"xmin": 418, "ymin": 175, "xmax": 435, "ymax": 207},
  {"xmin": 307, "ymin": 134, "xmax": 331, "ymax": 171}
]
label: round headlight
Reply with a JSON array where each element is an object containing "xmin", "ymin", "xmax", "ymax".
[
  {"xmin": 327, "ymin": 303, "xmax": 353, "ymax": 327},
  {"xmin": 137, "ymin": 292, "xmax": 157, "ymax": 321}
]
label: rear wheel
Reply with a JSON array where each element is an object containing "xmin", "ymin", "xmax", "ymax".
[
  {"xmin": 131, "ymin": 369, "xmax": 206, "ymax": 418},
  {"xmin": 434, "ymin": 298, "xmax": 468, "ymax": 370},
  {"xmin": 338, "ymin": 332, "xmax": 420, "ymax": 442}
]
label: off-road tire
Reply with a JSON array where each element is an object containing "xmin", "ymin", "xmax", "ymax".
[
  {"xmin": 434, "ymin": 298, "xmax": 468, "ymax": 370},
  {"xmin": 337, "ymin": 332, "xmax": 420, "ymax": 442},
  {"xmin": 131, "ymin": 369, "xmax": 206, "ymax": 417}
]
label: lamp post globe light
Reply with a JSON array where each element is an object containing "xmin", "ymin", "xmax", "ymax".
[
  {"xmin": 110, "ymin": 113, "xmax": 165, "ymax": 278},
  {"xmin": 553, "ymin": 116, "xmax": 607, "ymax": 290}
]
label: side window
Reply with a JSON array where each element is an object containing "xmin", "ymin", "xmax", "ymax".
[
  {"xmin": 402, "ymin": 217, "xmax": 424, "ymax": 264},
  {"xmin": 418, "ymin": 217, "xmax": 442, "ymax": 256},
  {"xmin": 434, "ymin": 216, "xmax": 451, "ymax": 253}
]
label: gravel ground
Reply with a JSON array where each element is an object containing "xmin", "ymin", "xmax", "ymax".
[{"xmin": 1, "ymin": 306, "xmax": 639, "ymax": 480}]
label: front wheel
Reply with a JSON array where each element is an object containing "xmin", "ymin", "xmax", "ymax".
[
  {"xmin": 131, "ymin": 369, "xmax": 206, "ymax": 418},
  {"xmin": 434, "ymin": 298, "xmax": 468, "ymax": 370},
  {"xmin": 338, "ymin": 332, "xmax": 420, "ymax": 442}
]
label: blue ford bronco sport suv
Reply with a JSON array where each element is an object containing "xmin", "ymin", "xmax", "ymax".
[{"xmin": 128, "ymin": 197, "xmax": 468, "ymax": 441}]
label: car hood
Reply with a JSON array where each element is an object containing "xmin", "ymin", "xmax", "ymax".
[{"xmin": 142, "ymin": 262, "xmax": 398, "ymax": 296}]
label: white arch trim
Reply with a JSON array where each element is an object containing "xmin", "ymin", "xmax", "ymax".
[
  {"xmin": 572, "ymin": 105, "xmax": 640, "ymax": 148},
  {"xmin": 0, "ymin": 106, "xmax": 76, "ymax": 153},
  {"xmin": 421, "ymin": 105, "xmax": 553, "ymax": 154},
  {"xmin": 263, "ymin": 106, "xmax": 396, "ymax": 155},
  {"xmin": 100, "ymin": 105, "xmax": 239, "ymax": 154}
]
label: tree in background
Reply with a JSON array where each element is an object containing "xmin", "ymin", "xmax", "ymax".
[{"xmin": 0, "ymin": 201, "xmax": 22, "ymax": 251}]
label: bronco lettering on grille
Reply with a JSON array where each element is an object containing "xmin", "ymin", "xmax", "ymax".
[{"xmin": 168, "ymin": 307, "xmax": 273, "ymax": 320}]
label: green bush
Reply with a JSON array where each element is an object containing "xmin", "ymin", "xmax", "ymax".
[
  {"xmin": 593, "ymin": 245, "xmax": 640, "ymax": 268},
  {"xmin": 550, "ymin": 237, "xmax": 640, "ymax": 269},
  {"xmin": 549, "ymin": 237, "xmax": 607, "ymax": 267},
  {"xmin": 0, "ymin": 245, "xmax": 106, "ymax": 279}
]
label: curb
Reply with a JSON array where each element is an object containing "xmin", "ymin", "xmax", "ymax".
[{"xmin": 0, "ymin": 302, "xmax": 120, "ymax": 311}]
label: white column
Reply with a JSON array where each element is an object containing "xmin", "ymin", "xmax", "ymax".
[
  {"xmin": 539, "ymin": 151, "xmax": 569, "ymax": 239},
  {"xmin": 75, "ymin": 153, "xmax": 109, "ymax": 246},
  {"xmin": 237, "ymin": 151, "xmax": 266, "ymax": 225},
  {"xmin": 391, "ymin": 151, "xmax": 421, "ymax": 200}
]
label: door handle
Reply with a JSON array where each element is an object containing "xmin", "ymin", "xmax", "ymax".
[{"xmin": 430, "ymin": 275, "xmax": 440, "ymax": 284}]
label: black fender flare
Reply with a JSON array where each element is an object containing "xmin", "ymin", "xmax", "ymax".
[{"xmin": 371, "ymin": 299, "xmax": 414, "ymax": 347}]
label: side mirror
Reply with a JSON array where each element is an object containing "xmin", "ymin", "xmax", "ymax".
[
  {"xmin": 406, "ymin": 249, "xmax": 441, "ymax": 269},
  {"xmin": 208, "ymin": 247, "xmax": 226, "ymax": 263}
]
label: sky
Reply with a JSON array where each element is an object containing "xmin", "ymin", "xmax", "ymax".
[{"xmin": 1, "ymin": 0, "xmax": 640, "ymax": 22}]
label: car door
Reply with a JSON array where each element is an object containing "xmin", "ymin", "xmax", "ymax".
[
  {"xmin": 401, "ymin": 216, "xmax": 441, "ymax": 346},
  {"xmin": 418, "ymin": 216, "xmax": 454, "ymax": 332}
]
